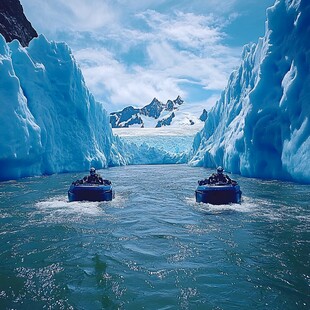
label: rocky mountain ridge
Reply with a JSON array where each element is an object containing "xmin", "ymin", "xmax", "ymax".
[
  {"xmin": 0, "ymin": 0, "xmax": 37, "ymax": 47},
  {"xmin": 110, "ymin": 96, "xmax": 206, "ymax": 128}
]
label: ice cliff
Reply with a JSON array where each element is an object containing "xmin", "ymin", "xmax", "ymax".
[
  {"xmin": 189, "ymin": 0, "xmax": 310, "ymax": 183},
  {"xmin": 0, "ymin": 34, "xmax": 127, "ymax": 181}
]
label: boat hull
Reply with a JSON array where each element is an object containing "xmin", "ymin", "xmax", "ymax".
[
  {"xmin": 68, "ymin": 184, "xmax": 115, "ymax": 202},
  {"xmin": 195, "ymin": 184, "xmax": 242, "ymax": 205}
]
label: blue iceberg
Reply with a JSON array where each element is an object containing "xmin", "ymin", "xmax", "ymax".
[
  {"xmin": 189, "ymin": 0, "xmax": 310, "ymax": 184},
  {"xmin": 0, "ymin": 34, "xmax": 130, "ymax": 181}
]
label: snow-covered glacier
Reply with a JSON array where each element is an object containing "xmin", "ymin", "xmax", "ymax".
[{"xmin": 189, "ymin": 0, "xmax": 310, "ymax": 184}]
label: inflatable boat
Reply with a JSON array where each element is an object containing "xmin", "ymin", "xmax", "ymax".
[
  {"xmin": 195, "ymin": 182, "xmax": 242, "ymax": 205},
  {"xmin": 68, "ymin": 182, "xmax": 115, "ymax": 202}
]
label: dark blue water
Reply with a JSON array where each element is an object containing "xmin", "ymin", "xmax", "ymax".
[{"xmin": 0, "ymin": 165, "xmax": 309, "ymax": 309}]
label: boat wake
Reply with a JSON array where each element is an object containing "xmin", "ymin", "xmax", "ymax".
[
  {"xmin": 35, "ymin": 195, "xmax": 102, "ymax": 216},
  {"xmin": 185, "ymin": 196, "xmax": 257, "ymax": 215},
  {"xmin": 34, "ymin": 193, "xmax": 127, "ymax": 221}
]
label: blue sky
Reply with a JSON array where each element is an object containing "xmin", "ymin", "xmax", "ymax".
[{"xmin": 20, "ymin": 0, "xmax": 275, "ymax": 112}]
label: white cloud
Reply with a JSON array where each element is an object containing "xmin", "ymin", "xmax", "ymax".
[
  {"xmin": 75, "ymin": 47, "xmax": 184, "ymax": 111},
  {"xmin": 21, "ymin": 0, "xmax": 243, "ymax": 112},
  {"xmin": 21, "ymin": 0, "xmax": 119, "ymax": 33},
  {"xmin": 137, "ymin": 10, "xmax": 225, "ymax": 49},
  {"xmin": 71, "ymin": 9, "xmax": 242, "ymax": 111}
]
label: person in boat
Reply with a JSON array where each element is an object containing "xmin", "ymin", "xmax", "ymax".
[
  {"xmin": 208, "ymin": 166, "xmax": 232, "ymax": 184},
  {"xmin": 82, "ymin": 167, "xmax": 104, "ymax": 184},
  {"xmin": 199, "ymin": 166, "xmax": 235, "ymax": 185}
]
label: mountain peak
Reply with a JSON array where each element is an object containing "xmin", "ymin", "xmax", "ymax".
[
  {"xmin": 141, "ymin": 98, "xmax": 164, "ymax": 119},
  {"xmin": 110, "ymin": 96, "xmax": 204, "ymax": 128}
]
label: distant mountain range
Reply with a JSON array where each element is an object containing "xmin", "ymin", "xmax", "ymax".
[
  {"xmin": 0, "ymin": 0, "xmax": 37, "ymax": 47},
  {"xmin": 110, "ymin": 96, "xmax": 207, "ymax": 128}
]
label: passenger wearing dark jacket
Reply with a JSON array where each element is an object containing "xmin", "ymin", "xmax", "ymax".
[
  {"xmin": 208, "ymin": 166, "xmax": 232, "ymax": 184},
  {"xmin": 83, "ymin": 167, "xmax": 104, "ymax": 184}
]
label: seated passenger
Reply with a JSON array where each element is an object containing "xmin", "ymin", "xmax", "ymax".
[
  {"xmin": 83, "ymin": 167, "xmax": 104, "ymax": 184},
  {"xmin": 208, "ymin": 166, "xmax": 232, "ymax": 184}
]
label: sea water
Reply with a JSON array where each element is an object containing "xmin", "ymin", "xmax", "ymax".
[{"xmin": 0, "ymin": 165, "xmax": 309, "ymax": 309}]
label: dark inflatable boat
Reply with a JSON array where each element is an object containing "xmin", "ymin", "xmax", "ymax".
[
  {"xmin": 68, "ymin": 181, "xmax": 115, "ymax": 202},
  {"xmin": 195, "ymin": 182, "xmax": 242, "ymax": 205}
]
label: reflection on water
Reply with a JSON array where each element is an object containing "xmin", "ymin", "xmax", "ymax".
[{"xmin": 0, "ymin": 165, "xmax": 309, "ymax": 309}]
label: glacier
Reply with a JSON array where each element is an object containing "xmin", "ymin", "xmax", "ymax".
[
  {"xmin": 0, "ymin": 34, "xmax": 126, "ymax": 181},
  {"xmin": 0, "ymin": 34, "xmax": 184, "ymax": 181},
  {"xmin": 189, "ymin": 0, "xmax": 310, "ymax": 184},
  {"xmin": 113, "ymin": 126, "xmax": 199, "ymax": 162}
]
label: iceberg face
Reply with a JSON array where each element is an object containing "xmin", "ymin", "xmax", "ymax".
[
  {"xmin": 189, "ymin": 0, "xmax": 310, "ymax": 183},
  {"xmin": 117, "ymin": 138, "xmax": 188, "ymax": 166},
  {"xmin": 0, "ymin": 34, "xmax": 187, "ymax": 181},
  {"xmin": 0, "ymin": 34, "xmax": 129, "ymax": 181}
]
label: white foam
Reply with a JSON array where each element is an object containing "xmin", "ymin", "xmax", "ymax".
[
  {"xmin": 33, "ymin": 193, "xmax": 128, "ymax": 222},
  {"xmin": 185, "ymin": 196, "xmax": 255, "ymax": 214},
  {"xmin": 34, "ymin": 195, "xmax": 104, "ymax": 218}
]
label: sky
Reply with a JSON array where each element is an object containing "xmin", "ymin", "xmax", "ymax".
[{"xmin": 20, "ymin": 0, "xmax": 275, "ymax": 113}]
